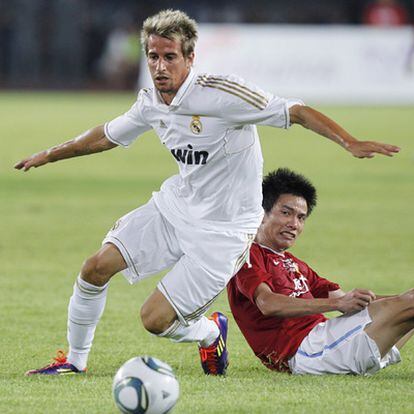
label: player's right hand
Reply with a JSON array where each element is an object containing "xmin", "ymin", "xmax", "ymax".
[
  {"xmin": 347, "ymin": 141, "xmax": 400, "ymax": 158},
  {"xmin": 336, "ymin": 288, "xmax": 376, "ymax": 314},
  {"xmin": 14, "ymin": 151, "xmax": 49, "ymax": 172}
]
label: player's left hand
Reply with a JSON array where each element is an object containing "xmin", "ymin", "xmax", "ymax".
[
  {"xmin": 347, "ymin": 141, "xmax": 400, "ymax": 159},
  {"xmin": 14, "ymin": 150, "xmax": 49, "ymax": 171}
]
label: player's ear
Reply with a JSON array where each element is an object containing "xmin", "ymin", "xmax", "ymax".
[
  {"xmin": 186, "ymin": 52, "xmax": 195, "ymax": 68},
  {"xmin": 261, "ymin": 211, "xmax": 270, "ymax": 224}
]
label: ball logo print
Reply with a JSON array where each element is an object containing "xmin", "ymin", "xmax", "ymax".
[
  {"xmin": 113, "ymin": 356, "xmax": 179, "ymax": 414},
  {"xmin": 114, "ymin": 377, "xmax": 148, "ymax": 413}
]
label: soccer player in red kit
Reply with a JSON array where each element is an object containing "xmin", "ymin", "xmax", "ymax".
[{"xmin": 227, "ymin": 168, "xmax": 414, "ymax": 375}]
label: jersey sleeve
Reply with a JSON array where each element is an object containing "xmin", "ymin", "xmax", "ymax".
[
  {"xmin": 299, "ymin": 261, "xmax": 340, "ymax": 298},
  {"xmin": 233, "ymin": 245, "xmax": 272, "ymax": 304},
  {"xmin": 104, "ymin": 89, "xmax": 152, "ymax": 147},
  {"xmin": 196, "ymin": 74, "xmax": 303, "ymax": 129}
]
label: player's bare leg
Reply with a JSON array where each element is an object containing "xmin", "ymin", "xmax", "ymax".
[
  {"xmin": 80, "ymin": 242, "xmax": 127, "ymax": 286},
  {"xmin": 26, "ymin": 243, "xmax": 126, "ymax": 375},
  {"xmin": 395, "ymin": 328, "xmax": 414, "ymax": 350},
  {"xmin": 140, "ymin": 289, "xmax": 219, "ymax": 345},
  {"xmin": 141, "ymin": 289, "xmax": 228, "ymax": 375},
  {"xmin": 364, "ymin": 289, "xmax": 414, "ymax": 357},
  {"xmin": 140, "ymin": 289, "xmax": 178, "ymax": 334}
]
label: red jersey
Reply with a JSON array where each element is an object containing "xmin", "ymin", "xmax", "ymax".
[
  {"xmin": 363, "ymin": 4, "xmax": 408, "ymax": 26},
  {"xmin": 227, "ymin": 243, "xmax": 340, "ymax": 372}
]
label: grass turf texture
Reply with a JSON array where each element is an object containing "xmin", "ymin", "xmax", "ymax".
[{"xmin": 1, "ymin": 92, "xmax": 413, "ymax": 413}]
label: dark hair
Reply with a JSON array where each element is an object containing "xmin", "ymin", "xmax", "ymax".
[{"xmin": 262, "ymin": 168, "xmax": 317, "ymax": 215}]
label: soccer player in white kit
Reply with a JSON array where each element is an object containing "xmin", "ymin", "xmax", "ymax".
[{"xmin": 16, "ymin": 9, "xmax": 400, "ymax": 376}]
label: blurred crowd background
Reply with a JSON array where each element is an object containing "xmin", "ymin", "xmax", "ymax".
[{"xmin": 1, "ymin": 0, "xmax": 413, "ymax": 90}]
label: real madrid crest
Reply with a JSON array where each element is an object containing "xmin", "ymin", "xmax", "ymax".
[{"xmin": 190, "ymin": 115, "xmax": 202, "ymax": 135}]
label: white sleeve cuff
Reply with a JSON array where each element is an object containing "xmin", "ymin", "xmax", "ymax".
[
  {"xmin": 104, "ymin": 122, "xmax": 129, "ymax": 148},
  {"xmin": 285, "ymin": 99, "xmax": 305, "ymax": 129}
]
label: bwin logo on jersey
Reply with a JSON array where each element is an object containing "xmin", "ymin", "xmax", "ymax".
[{"xmin": 171, "ymin": 145, "xmax": 209, "ymax": 165}]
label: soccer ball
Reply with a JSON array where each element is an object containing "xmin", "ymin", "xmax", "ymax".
[{"xmin": 113, "ymin": 356, "xmax": 180, "ymax": 414}]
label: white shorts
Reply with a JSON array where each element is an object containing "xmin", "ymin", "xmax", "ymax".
[
  {"xmin": 103, "ymin": 198, "xmax": 254, "ymax": 325},
  {"xmin": 288, "ymin": 308, "xmax": 401, "ymax": 375}
]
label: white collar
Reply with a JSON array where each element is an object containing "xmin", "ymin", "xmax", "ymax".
[
  {"xmin": 152, "ymin": 68, "xmax": 196, "ymax": 108},
  {"xmin": 255, "ymin": 242, "xmax": 286, "ymax": 257}
]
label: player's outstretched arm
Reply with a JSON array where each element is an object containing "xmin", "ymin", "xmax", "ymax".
[
  {"xmin": 289, "ymin": 105, "xmax": 400, "ymax": 158},
  {"xmin": 14, "ymin": 125, "xmax": 117, "ymax": 172},
  {"xmin": 254, "ymin": 284, "xmax": 376, "ymax": 317}
]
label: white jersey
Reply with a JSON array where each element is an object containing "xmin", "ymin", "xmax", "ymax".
[{"xmin": 104, "ymin": 69, "xmax": 303, "ymax": 232}]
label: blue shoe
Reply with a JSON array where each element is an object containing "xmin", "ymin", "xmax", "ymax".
[
  {"xmin": 25, "ymin": 350, "xmax": 86, "ymax": 376},
  {"xmin": 198, "ymin": 312, "xmax": 229, "ymax": 375}
]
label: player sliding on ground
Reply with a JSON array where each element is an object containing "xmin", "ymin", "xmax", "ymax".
[
  {"xmin": 228, "ymin": 168, "xmax": 412, "ymax": 375},
  {"xmin": 16, "ymin": 10, "xmax": 399, "ymax": 376}
]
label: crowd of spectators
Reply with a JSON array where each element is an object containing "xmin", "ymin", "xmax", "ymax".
[{"xmin": 0, "ymin": 0, "xmax": 412, "ymax": 89}]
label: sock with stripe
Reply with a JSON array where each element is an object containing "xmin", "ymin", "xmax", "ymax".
[
  {"xmin": 157, "ymin": 316, "xmax": 219, "ymax": 348},
  {"xmin": 66, "ymin": 275, "xmax": 109, "ymax": 370}
]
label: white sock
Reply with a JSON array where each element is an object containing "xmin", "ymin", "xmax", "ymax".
[
  {"xmin": 158, "ymin": 316, "xmax": 219, "ymax": 347},
  {"xmin": 67, "ymin": 276, "xmax": 108, "ymax": 370}
]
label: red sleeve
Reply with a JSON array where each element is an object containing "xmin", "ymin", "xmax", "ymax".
[
  {"xmin": 295, "ymin": 257, "xmax": 340, "ymax": 298},
  {"xmin": 233, "ymin": 245, "xmax": 272, "ymax": 303}
]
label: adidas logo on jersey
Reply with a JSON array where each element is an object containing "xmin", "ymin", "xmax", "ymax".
[
  {"xmin": 171, "ymin": 145, "xmax": 209, "ymax": 165},
  {"xmin": 159, "ymin": 120, "xmax": 167, "ymax": 129}
]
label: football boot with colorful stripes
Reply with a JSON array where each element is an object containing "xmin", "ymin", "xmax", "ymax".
[
  {"xmin": 198, "ymin": 312, "xmax": 229, "ymax": 375},
  {"xmin": 25, "ymin": 350, "xmax": 86, "ymax": 376}
]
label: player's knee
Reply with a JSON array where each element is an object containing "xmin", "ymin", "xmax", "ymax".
[
  {"xmin": 396, "ymin": 290, "xmax": 414, "ymax": 319},
  {"xmin": 405, "ymin": 289, "xmax": 414, "ymax": 301},
  {"xmin": 405, "ymin": 288, "xmax": 414, "ymax": 298},
  {"xmin": 399, "ymin": 289, "xmax": 414, "ymax": 302},
  {"xmin": 140, "ymin": 304, "xmax": 169, "ymax": 335},
  {"xmin": 80, "ymin": 255, "xmax": 112, "ymax": 287}
]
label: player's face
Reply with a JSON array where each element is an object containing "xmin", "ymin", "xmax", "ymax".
[
  {"xmin": 147, "ymin": 35, "xmax": 194, "ymax": 104},
  {"xmin": 260, "ymin": 194, "xmax": 308, "ymax": 251}
]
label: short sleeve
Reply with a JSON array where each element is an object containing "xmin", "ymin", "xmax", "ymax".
[
  {"xmin": 300, "ymin": 262, "xmax": 340, "ymax": 298},
  {"xmin": 104, "ymin": 89, "xmax": 152, "ymax": 147},
  {"xmin": 196, "ymin": 74, "xmax": 304, "ymax": 129},
  {"xmin": 234, "ymin": 245, "xmax": 272, "ymax": 303}
]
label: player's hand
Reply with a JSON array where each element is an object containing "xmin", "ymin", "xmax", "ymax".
[
  {"xmin": 347, "ymin": 141, "xmax": 400, "ymax": 158},
  {"xmin": 336, "ymin": 288, "xmax": 376, "ymax": 314},
  {"xmin": 14, "ymin": 151, "xmax": 49, "ymax": 172}
]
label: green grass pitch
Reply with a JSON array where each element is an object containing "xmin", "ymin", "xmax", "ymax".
[{"xmin": 1, "ymin": 92, "xmax": 413, "ymax": 413}]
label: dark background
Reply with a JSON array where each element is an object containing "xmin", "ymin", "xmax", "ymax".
[{"xmin": 1, "ymin": 0, "xmax": 413, "ymax": 89}]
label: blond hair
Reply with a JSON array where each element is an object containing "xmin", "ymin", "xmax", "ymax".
[{"xmin": 141, "ymin": 9, "xmax": 198, "ymax": 57}]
